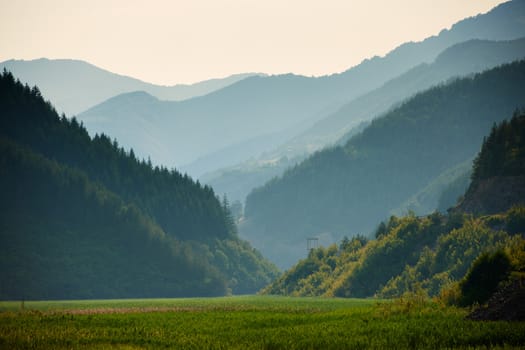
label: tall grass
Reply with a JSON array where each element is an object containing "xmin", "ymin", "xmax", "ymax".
[{"xmin": 0, "ymin": 296, "xmax": 524, "ymax": 349}]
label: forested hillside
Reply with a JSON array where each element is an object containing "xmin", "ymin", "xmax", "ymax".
[
  {"xmin": 458, "ymin": 111, "xmax": 525, "ymax": 214},
  {"xmin": 79, "ymin": 0, "xmax": 525, "ymax": 179},
  {"xmin": 244, "ymin": 60, "xmax": 525, "ymax": 268},
  {"xmin": 262, "ymin": 113, "xmax": 525, "ymax": 300},
  {"xmin": 204, "ymin": 37, "xmax": 525, "ymax": 204},
  {"xmin": 262, "ymin": 208, "xmax": 524, "ymax": 301},
  {"xmin": 0, "ymin": 71, "xmax": 278, "ymax": 300}
]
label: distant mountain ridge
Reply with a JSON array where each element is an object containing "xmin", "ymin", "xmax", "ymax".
[
  {"xmin": 0, "ymin": 58, "xmax": 262, "ymax": 115},
  {"xmin": 297, "ymin": 37, "xmax": 525, "ymax": 152},
  {"xmin": 76, "ymin": 0, "xmax": 525, "ymax": 178},
  {"xmin": 243, "ymin": 60, "xmax": 525, "ymax": 268},
  {"xmin": 203, "ymin": 37, "xmax": 525, "ymax": 203},
  {"xmin": 79, "ymin": 74, "xmax": 328, "ymax": 168}
]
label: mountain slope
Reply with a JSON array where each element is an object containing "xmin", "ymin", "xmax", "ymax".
[
  {"xmin": 203, "ymin": 37, "xmax": 525, "ymax": 202},
  {"xmin": 0, "ymin": 138, "xmax": 229, "ymax": 299},
  {"xmin": 0, "ymin": 71, "xmax": 278, "ymax": 299},
  {"xmin": 262, "ymin": 209, "xmax": 524, "ymax": 299},
  {"xmin": 79, "ymin": 74, "xmax": 329, "ymax": 169},
  {"xmin": 79, "ymin": 0, "xmax": 525, "ymax": 177},
  {"xmin": 295, "ymin": 37, "xmax": 525, "ymax": 153},
  {"xmin": 457, "ymin": 111, "xmax": 525, "ymax": 214},
  {"xmin": 0, "ymin": 58, "xmax": 260, "ymax": 115},
  {"xmin": 390, "ymin": 158, "xmax": 473, "ymax": 216},
  {"xmin": 243, "ymin": 60, "xmax": 525, "ymax": 268},
  {"xmin": 262, "ymin": 113, "xmax": 525, "ymax": 298}
]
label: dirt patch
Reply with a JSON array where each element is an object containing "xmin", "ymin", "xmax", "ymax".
[
  {"xmin": 41, "ymin": 304, "xmax": 261, "ymax": 315},
  {"xmin": 59, "ymin": 306, "xmax": 201, "ymax": 315},
  {"xmin": 457, "ymin": 176, "xmax": 525, "ymax": 215},
  {"xmin": 467, "ymin": 276, "xmax": 525, "ymax": 321}
]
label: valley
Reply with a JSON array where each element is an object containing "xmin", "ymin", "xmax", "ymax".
[{"xmin": 1, "ymin": 1, "xmax": 525, "ymax": 348}]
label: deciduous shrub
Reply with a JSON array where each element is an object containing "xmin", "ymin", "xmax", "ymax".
[{"xmin": 458, "ymin": 250, "xmax": 511, "ymax": 306}]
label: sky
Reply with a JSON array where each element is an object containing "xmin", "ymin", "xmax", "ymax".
[{"xmin": 0, "ymin": 0, "xmax": 508, "ymax": 85}]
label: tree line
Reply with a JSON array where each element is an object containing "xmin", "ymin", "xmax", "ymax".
[{"xmin": 0, "ymin": 70, "xmax": 279, "ymax": 300}]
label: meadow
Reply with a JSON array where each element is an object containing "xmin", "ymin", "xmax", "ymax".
[{"xmin": 1, "ymin": 295, "xmax": 524, "ymax": 349}]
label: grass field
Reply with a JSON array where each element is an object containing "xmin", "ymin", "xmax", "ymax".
[{"xmin": 1, "ymin": 295, "xmax": 524, "ymax": 349}]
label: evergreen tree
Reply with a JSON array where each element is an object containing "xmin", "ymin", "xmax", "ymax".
[{"xmin": 0, "ymin": 70, "xmax": 279, "ymax": 299}]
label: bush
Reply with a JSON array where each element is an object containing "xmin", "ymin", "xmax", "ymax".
[
  {"xmin": 438, "ymin": 281, "xmax": 461, "ymax": 306},
  {"xmin": 506, "ymin": 205, "xmax": 525, "ymax": 234},
  {"xmin": 458, "ymin": 250, "xmax": 512, "ymax": 307}
]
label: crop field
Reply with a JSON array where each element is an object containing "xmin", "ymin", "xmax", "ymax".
[{"xmin": 1, "ymin": 295, "xmax": 524, "ymax": 349}]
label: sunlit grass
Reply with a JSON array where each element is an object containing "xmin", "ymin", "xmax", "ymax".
[
  {"xmin": 0, "ymin": 295, "xmax": 373, "ymax": 312},
  {"xmin": 0, "ymin": 296, "xmax": 524, "ymax": 349}
]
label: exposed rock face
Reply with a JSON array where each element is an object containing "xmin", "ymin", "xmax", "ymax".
[
  {"xmin": 456, "ymin": 176, "xmax": 525, "ymax": 215},
  {"xmin": 467, "ymin": 276, "xmax": 525, "ymax": 321}
]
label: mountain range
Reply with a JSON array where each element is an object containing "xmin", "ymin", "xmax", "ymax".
[
  {"xmin": 243, "ymin": 60, "xmax": 525, "ymax": 268},
  {"xmin": 2, "ymin": 0, "xmax": 525, "ymax": 274},
  {"xmin": 10, "ymin": 0, "xmax": 520, "ymax": 182},
  {"xmin": 203, "ymin": 36, "xmax": 525, "ymax": 202},
  {"xmin": 0, "ymin": 58, "xmax": 261, "ymax": 115}
]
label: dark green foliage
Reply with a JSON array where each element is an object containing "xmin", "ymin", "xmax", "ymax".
[
  {"xmin": 374, "ymin": 222, "xmax": 388, "ymax": 239},
  {"xmin": 262, "ymin": 210, "xmax": 523, "ymax": 299},
  {"xmin": 0, "ymin": 70, "xmax": 278, "ymax": 299},
  {"xmin": 457, "ymin": 111, "xmax": 525, "ymax": 214},
  {"xmin": 0, "ymin": 69, "xmax": 232, "ymax": 242},
  {"xmin": 458, "ymin": 250, "xmax": 512, "ymax": 307},
  {"xmin": 340, "ymin": 235, "xmax": 368, "ymax": 252},
  {"xmin": 506, "ymin": 205, "xmax": 525, "ymax": 234},
  {"xmin": 471, "ymin": 111, "xmax": 525, "ymax": 181},
  {"xmin": 211, "ymin": 238, "xmax": 278, "ymax": 294},
  {"xmin": 333, "ymin": 214, "xmax": 448, "ymax": 298},
  {"xmin": 244, "ymin": 60, "xmax": 525, "ymax": 268},
  {"xmin": 262, "ymin": 245, "xmax": 340, "ymax": 296},
  {"xmin": 374, "ymin": 216, "xmax": 404, "ymax": 239},
  {"xmin": 0, "ymin": 138, "xmax": 228, "ymax": 299}
]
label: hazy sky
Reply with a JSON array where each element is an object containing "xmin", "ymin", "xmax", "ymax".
[{"xmin": 1, "ymin": 0, "xmax": 507, "ymax": 85}]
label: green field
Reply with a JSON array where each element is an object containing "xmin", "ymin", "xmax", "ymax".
[{"xmin": 1, "ymin": 296, "xmax": 524, "ymax": 349}]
